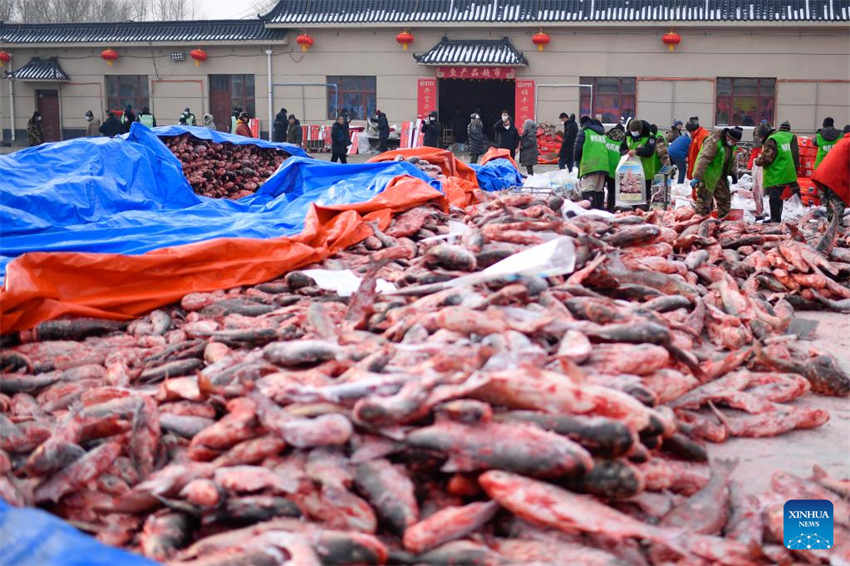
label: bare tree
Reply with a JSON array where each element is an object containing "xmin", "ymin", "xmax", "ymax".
[{"xmin": 3, "ymin": 0, "xmax": 197, "ymax": 22}]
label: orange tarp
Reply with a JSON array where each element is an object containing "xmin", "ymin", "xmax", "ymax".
[
  {"xmin": 0, "ymin": 176, "xmax": 447, "ymax": 333},
  {"xmin": 480, "ymin": 147, "xmax": 519, "ymax": 170},
  {"xmin": 368, "ymin": 147, "xmax": 479, "ymax": 185}
]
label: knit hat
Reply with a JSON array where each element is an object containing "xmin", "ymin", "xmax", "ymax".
[
  {"xmin": 628, "ymin": 118, "xmax": 642, "ymax": 133},
  {"xmin": 780, "ymin": 121, "xmax": 791, "ymax": 131},
  {"xmin": 823, "ymin": 117, "xmax": 835, "ymax": 128},
  {"xmin": 672, "ymin": 120, "xmax": 683, "ymax": 128},
  {"xmin": 685, "ymin": 118, "xmax": 699, "ymax": 132},
  {"xmin": 726, "ymin": 126, "xmax": 743, "ymax": 142}
]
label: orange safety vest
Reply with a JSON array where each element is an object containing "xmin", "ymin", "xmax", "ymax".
[
  {"xmin": 812, "ymin": 133, "xmax": 850, "ymax": 206},
  {"xmin": 686, "ymin": 127, "xmax": 709, "ymax": 179}
]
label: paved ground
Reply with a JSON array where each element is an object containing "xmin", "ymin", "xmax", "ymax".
[{"xmin": 708, "ymin": 311, "xmax": 850, "ymax": 496}]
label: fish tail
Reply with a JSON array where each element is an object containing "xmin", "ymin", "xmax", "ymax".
[{"xmin": 811, "ymin": 464, "xmax": 827, "ymax": 480}]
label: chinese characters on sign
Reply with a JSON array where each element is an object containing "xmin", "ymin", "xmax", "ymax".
[
  {"xmin": 436, "ymin": 67, "xmax": 517, "ymax": 80},
  {"xmin": 417, "ymin": 78, "xmax": 437, "ymax": 118},
  {"xmin": 514, "ymin": 79, "xmax": 535, "ymax": 128}
]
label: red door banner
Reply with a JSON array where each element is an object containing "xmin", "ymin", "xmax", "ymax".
[
  {"xmin": 417, "ymin": 79, "xmax": 437, "ymax": 119},
  {"xmin": 515, "ymin": 80, "xmax": 535, "ymax": 128},
  {"xmin": 249, "ymin": 118, "xmax": 259, "ymax": 138}
]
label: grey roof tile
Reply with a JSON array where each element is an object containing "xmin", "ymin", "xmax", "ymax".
[
  {"xmin": 8, "ymin": 57, "xmax": 69, "ymax": 81},
  {"xmin": 415, "ymin": 36, "xmax": 528, "ymax": 66}
]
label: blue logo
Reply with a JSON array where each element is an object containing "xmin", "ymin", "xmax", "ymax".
[{"xmin": 784, "ymin": 499, "xmax": 833, "ymax": 550}]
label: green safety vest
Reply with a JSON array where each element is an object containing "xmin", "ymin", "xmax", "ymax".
[
  {"xmin": 815, "ymin": 132, "xmax": 836, "ymax": 168},
  {"xmin": 579, "ymin": 129, "xmax": 611, "ymax": 178},
  {"xmin": 605, "ymin": 136, "xmax": 621, "ymax": 177},
  {"xmin": 627, "ymin": 135, "xmax": 661, "ymax": 180},
  {"xmin": 696, "ymin": 139, "xmax": 728, "ymax": 193},
  {"xmin": 763, "ymin": 131, "xmax": 798, "ymax": 188},
  {"xmin": 138, "ymin": 113, "xmax": 154, "ymax": 128}
]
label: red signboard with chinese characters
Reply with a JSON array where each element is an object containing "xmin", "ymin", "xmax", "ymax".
[
  {"xmin": 515, "ymin": 79, "xmax": 535, "ymax": 128},
  {"xmin": 417, "ymin": 78, "xmax": 437, "ymax": 118},
  {"xmin": 436, "ymin": 67, "xmax": 517, "ymax": 80}
]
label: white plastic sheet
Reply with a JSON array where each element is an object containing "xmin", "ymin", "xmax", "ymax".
[{"xmin": 299, "ymin": 269, "xmax": 396, "ymax": 296}]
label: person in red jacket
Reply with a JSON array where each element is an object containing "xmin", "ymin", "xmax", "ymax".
[
  {"xmin": 813, "ymin": 132, "xmax": 850, "ymax": 253},
  {"xmin": 685, "ymin": 116, "xmax": 709, "ymax": 180},
  {"xmin": 235, "ymin": 111, "xmax": 253, "ymax": 138}
]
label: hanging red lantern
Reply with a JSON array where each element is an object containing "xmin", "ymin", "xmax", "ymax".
[
  {"xmin": 396, "ymin": 30, "xmax": 414, "ymax": 51},
  {"xmin": 100, "ymin": 48, "xmax": 119, "ymax": 66},
  {"xmin": 190, "ymin": 48, "xmax": 208, "ymax": 67},
  {"xmin": 296, "ymin": 33, "xmax": 314, "ymax": 52},
  {"xmin": 0, "ymin": 51, "xmax": 10, "ymax": 68},
  {"xmin": 532, "ymin": 31, "xmax": 550, "ymax": 52},
  {"xmin": 662, "ymin": 31, "xmax": 681, "ymax": 52}
]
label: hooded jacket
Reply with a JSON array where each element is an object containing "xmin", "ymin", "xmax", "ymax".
[
  {"xmin": 519, "ymin": 120, "xmax": 539, "ymax": 167},
  {"xmin": 331, "ymin": 120, "xmax": 349, "ymax": 152},
  {"xmin": 574, "ymin": 118, "xmax": 606, "ymax": 170},
  {"xmin": 287, "ymin": 117, "xmax": 302, "ymax": 145}
]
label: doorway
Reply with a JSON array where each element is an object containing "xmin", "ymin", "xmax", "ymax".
[
  {"xmin": 209, "ymin": 74, "xmax": 255, "ymax": 132},
  {"xmin": 438, "ymin": 78, "xmax": 514, "ymax": 145},
  {"xmin": 36, "ymin": 89, "xmax": 60, "ymax": 142}
]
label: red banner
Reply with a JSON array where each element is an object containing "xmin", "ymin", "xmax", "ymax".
[
  {"xmin": 417, "ymin": 78, "xmax": 437, "ymax": 119},
  {"xmin": 436, "ymin": 66, "xmax": 516, "ymax": 80},
  {"xmin": 515, "ymin": 79, "xmax": 535, "ymax": 128}
]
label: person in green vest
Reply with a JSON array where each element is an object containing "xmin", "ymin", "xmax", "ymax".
[
  {"xmin": 573, "ymin": 115, "xmax": 609, "ymax": 210},
  {"xmin": 755, "ymin": 121, "xmax": 799, "ymax": 223},
  {"xmin": 620, "ymin": 118, "xmax": 671, "ymax": 199},
  {"xmin": 604, "ymin": 122, "xmax": 626, "ymax": 211},
  {"xmin": 814, "ymin": 117, "xmax": 841, "ymax": 168},
  {"xmin": 689, "ymin": 126, "xmax": 743, "ymax": 218},
  {"xmin": 181, "ymin": 107, "xmax": 197, "ymax": 126},
  {"xmin": 136, "ymin": 106, "xmax": 156, "ymax": 128}
]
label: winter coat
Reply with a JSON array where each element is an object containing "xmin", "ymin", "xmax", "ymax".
[
  {"xmin": 287, "ymin": 121, "xmax": 302, "ymax": 145},
  {"xmin": 376, "ymin": 113, "xmax": 389, "ymax": 138},
  {"xmin": 813, "ymin": 133, "xmax": 850, "ymax": 206},
  {"xmin": 756, "ymin": 132, "xmax": 800, "ymax": 173},
  {"xmin": 815, "ymin": 126, "xmax": 843, "ymax": 167},
  {"xmin": 331, "ymin": 121, "xmax": 349, "ymax": 152},
  {"xmin": 423, "ymin": 119, "xmax": 442, "ymax": 148},
  {"xmin": 519, "ymin": 125, "xmax": 538, "ymax": 167},
  {"xmin": 668, "ymin": 133, "xmax": 691, "ymax": 162},
  {"xmin": 619, "ymin": 120, "xmax": 656, "ymax": 158},
  {"xmin": 120, "ymin": 110, "xmax": 135, "ymax": 133},
  {"xmin": 686, "ymin": 127, "xmax": 710, "ymax": 179},
  {"xmin": 574, "ymin": 118, "xmax": 606, "ymax": 168},
  {"xmin": 99, "ymin": 115, "xmax": 122, "ymax": 137},
  {"xmin": 273, "ymin": 111, "xmax": 288, "ymax": 142},
  {"xmin": 496, "ymin": 122, "xmax": 520, "ymax": 152},
  {"xmin": 467, "ymin": 120, "xmax": 488, "ymax": 155},
  {"xmin": 27, "ymin": 119, "xmax": 44, "ymax": 146},
  {"xmin": 559, "ymin": 118, "xmax": 578, "ymax": 158},
  {"xmin": 86, "ymin": 119, "xmax": 101, "ymax": 137},
  {"xmin": 235, "ymin": 120, "xmax": 252, "ymax": 138}
]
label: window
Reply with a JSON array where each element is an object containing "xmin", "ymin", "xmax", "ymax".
[
  {"xmin": 715, "ymin": 78, "xmax": 775, "ymax": 126},
  {"xmin": 209, "ymin": 75, "xmax": 255, "ymax": 132},
  {"xmin": 579, "ymin": 77, "xmax": 636, "ymax": 124},
  {"xmin": 327, "ymin": 76, "xmax": 376, "ymax": 120},
  {"xmin": 106, "ymin": 75, "xmax": 149, "ymax": 114}
]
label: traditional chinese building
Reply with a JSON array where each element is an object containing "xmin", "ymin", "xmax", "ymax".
[{"xmin": 1, "ymin": 0, "xmax": 848, "ymax": 144}]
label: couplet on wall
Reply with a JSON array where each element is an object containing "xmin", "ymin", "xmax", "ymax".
[
  {"xmin": 417, "ymin": 78, "xmax": 437, "ymax": 118},
  {"xmin": 515, "ymin": 79, "xmax": 535, "ymax": 128}
]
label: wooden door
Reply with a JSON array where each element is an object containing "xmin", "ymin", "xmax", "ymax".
[
  {"xmin": 36, "ymin": 89, "xmax": 60, "ymax": 141},
  {"xmin": 209, "ymin": 75, "xmax": 232, "ymax": 132}
]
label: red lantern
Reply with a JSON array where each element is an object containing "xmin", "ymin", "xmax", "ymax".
[
  {"xmin": 190, "ymin": 48, "xmax": 207, "ymax": 67},
  {"xmin": 100, "ymin": 48, "xmax": 119, "ymax": 66},
  {"xmin": 296, "ymin": 33, "xmax": 314, "ymax": 52},
  {"xmin": 532, "ymin": 31, "xmax": 550, "ymax": 52},
  {"xmin": 662, "ymin": 31, "xmax": 681, "ymax": 52},
  {"xmin": 0, "ymin": 51, "xmax": 10, "ymax": 68},
  {"xmin": 396, "ymin": 30, "xmax": 414, "ymax": 51}
]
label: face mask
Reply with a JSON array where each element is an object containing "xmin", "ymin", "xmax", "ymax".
[
  {"xmin": 85, "ymin": 116, "xmax": 92, "ymax": 121},
  {"xmin": 501, "ymin": 114, "xmax": 509, "ymax": 121},
  {"xmin": 630, "ymin": 131, "xmax": 640, "ymax": 138},
  {"xmin": 37, "ymin": 116, "xmax": 42, "ymax": 121}
]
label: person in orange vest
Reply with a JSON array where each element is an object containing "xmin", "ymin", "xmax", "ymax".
[
  {"xmin": 685, "ymin": 116, "xmax": 709, "ymax": 180},
  {"xmin": 812, "ymin": 132, "xmax": 850, "ymax": 253}
]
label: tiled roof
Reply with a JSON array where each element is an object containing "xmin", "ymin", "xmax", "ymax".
[
  {"xmin": 0, "ymin": 20, "xmax": 287, "ymax": 45},
  {"xmin": 415, "ymin": 37, "xmax": 528, "ymax": 66},
  {"xmin": 8, "ymin": 57, "xmax": 69, "ymax": 81},
  {"xmin": 263, "ymin": 0, "xmax": 849, "ymax": 23}
]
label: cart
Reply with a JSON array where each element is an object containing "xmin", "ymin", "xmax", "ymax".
[{"xmin": 649, "ymin": 165, "xmax": 677, "ymax": 210}]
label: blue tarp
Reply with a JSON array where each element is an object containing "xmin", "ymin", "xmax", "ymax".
[
  {"xmin": 0, "ymin": 123, "xmax": 434, "ymax": 279},
  {"xmin": 471, "ymin": 158, "xmax": 524, "ymax": 191},
  {"xmin": 0, "ymin": 500, "xmax": 157, "ymax": 566}
]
